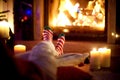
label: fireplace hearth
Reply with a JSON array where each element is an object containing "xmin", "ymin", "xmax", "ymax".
[{"xmin": 52, "ymin": 26, "xmax": 107, "ymax": 41}]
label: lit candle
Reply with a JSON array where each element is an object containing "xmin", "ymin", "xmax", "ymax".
[
  {"xmin": 14, "ymin": 44, "xmax": 26, "ymax": 54},
  {"xmin": 90, "ymin": 48, "xmax": 101, "ymax": 70},
  {"xmin": 0, "ymin": 20, "xmax": 9, "ymax": 38},
  {"xmin": 99, "ymin": 48, "xmax": 111, "ymax": 68}
]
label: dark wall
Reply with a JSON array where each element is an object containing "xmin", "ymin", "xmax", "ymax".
[
  {"xmin": 116, "ymin": 0, "xmax": 120, "ymax": 34},
  {"xmin": 14, "ymin": 0, "xmax": 33, "ymax": 40}
]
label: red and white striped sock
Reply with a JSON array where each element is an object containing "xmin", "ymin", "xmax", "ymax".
[
  {"xmin": 55, "ymin": 33, "xmax": 65, "ymax": 56},
  {"xmin": 42, "ymin": 26, "xmax": 53, "ymax": 42}
]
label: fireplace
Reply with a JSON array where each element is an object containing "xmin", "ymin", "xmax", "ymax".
[
  {"xmin": 46, "ymin": 0, "xmax": 107, "ymax": 41},
  {"xmin": 13, "ymin": 0, "xmax": 116, "ymax": 43}
]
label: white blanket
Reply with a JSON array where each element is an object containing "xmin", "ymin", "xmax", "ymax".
[{"xmin": 17, "ymin": 41, "xmax": 89, "ymax": 80}]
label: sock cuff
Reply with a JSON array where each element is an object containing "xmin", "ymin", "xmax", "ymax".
[
  {"xmin": 44, "ymin": 26, "xmax": 53, "ymax": 31},
  {"xmin": 58, "ymin": 33, "xmax": 65, "ymax": 38}
]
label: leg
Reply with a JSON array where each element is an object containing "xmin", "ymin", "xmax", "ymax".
[
  {"xmin": 42, "ymin": 26, "xmax": 53, "ymax": 42},
  {"xmin": 55, "ymin": 33, "xmax": 65, "ymax": 56}
]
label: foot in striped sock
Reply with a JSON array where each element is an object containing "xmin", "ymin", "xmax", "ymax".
[
  {"xmin": 42, "ymin": 26, "xmax": 53, "ymax": 42},
  {"xmin": 55, "ymin": 33, "xmax": 65, "ymax": 56}
]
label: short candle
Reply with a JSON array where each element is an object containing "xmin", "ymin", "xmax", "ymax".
[
  {"xmin": 99, "ymin": 48, "xmax": 111, "ymax": 68},
  {"xmin": 14, "ymin": 44, "xmax": 26, "ymax": 54},
  {"xmin": 90, "ymin": 48, "xmax": 101, "ymax": 70}
]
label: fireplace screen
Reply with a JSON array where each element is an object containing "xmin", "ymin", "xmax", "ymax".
[{"xmin": 49, "ymin": 0, "xmax": 105, "ymax": 32}]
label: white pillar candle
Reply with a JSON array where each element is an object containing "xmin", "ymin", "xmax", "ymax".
[
  {"xmin": 90, "ymin": 48, "xmax": 101, "ymax": 70},
  {"xmin": 99, "ymin": 48, "xmax": 111, "ymax": 68},
  {"xmin": 0, "ymin": 20, "xmax": 9, "ymax": 38},
  {"xmin": 14, "ymin": 44, "xmax": 26, "ymax": 54}
]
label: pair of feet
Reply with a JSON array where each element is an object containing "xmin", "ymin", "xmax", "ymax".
[{"xmin": 42, "ymin": 26, "xmax": 65, "ymax": 56}]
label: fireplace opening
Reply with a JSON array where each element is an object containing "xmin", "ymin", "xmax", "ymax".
[{"xmin": 47, "ymin": 0, "xmax": 107, "ymax": 41}]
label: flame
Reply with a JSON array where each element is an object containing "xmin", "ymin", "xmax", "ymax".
[
  {"xmin": 50, "ymin": 0, "xmax": 105, "ymax": 31},
  {"xmin": 53, "ymin": 12, "xmax": 71, "ymax": 26}
]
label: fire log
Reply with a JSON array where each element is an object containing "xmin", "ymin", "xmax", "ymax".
[{"xmin": 64, "ymin": 10, "xmax": 75, "ymax": 22}]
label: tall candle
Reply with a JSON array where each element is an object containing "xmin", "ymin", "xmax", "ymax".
[
  {"xmin": 90, "ymin": 48, "xmax": 101, "ymax": 70},
  {"xmin": 99, "ymin": 48, "xmax": 111, "ymax": 68},
  {"xmin": 14, "ymin": 44, "xmax": 26, "ymax": 54},
  {"xmin": 0, "ymin": 20, "xmax": 9, "ymax": 38}
]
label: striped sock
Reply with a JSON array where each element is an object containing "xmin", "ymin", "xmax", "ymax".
[
  {"xmin": 55, "ymin": 33, "xmax": 65, "ymax": 56},
  {"xmin": 42, "ymin": 26, "xmax": 53, "ymax": 42}
]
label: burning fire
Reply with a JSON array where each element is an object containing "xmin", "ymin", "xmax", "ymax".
[{"xmin": 50, "ymin": 0, "xmax": 105, "ymax": 31}]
